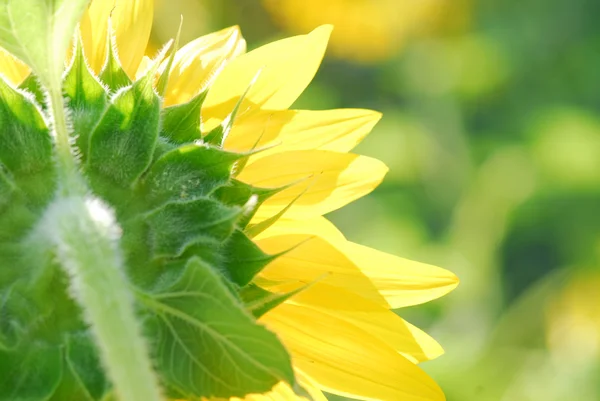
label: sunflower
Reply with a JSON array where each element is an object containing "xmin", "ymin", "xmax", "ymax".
[{"xmin": 0, "ymin": 1, "xmax": 458, "ymax": 400}]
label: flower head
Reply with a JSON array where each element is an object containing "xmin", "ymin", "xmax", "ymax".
[{"xmin": 0, "ymin": 0, "xmax": 458, "ymax": 400}]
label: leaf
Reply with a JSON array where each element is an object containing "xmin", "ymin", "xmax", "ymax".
[
  {"xmin": 145, "ymin": 197, "xmax": 241, "ymax": 258},
  {"xmin": 0, "ymin": 0, "xmax": 89, "ymax": 86},
  {"xmin": 138, "ymin": 257, "xmax": 295, "ymax": 399},
  {"xmin": 87, "ymin": 69, "xmax": 160, "ymax": 189},
  {"xmin": 64, "ymin": 333, "xmax": 108, "ymax": 400},
  {"xmin": 160, "ymin": 91, "xmax": 206, "ymax": 143},
  {"xmin": 139, "ymin": 143, "xmax": 242, "ymax": 208},
  {"xmin": 0, "ymin": 343, "xmax": 63, "ymax": 401},
  {"xmin": 221, "ymin": 229, "xmax": 277, "ymax": 287},
  {"xmin": 240, "ymin": 283, "xmax": 308, "ymax": 319},
  {"xmin": 64, "ymin": 35, "xmax": 108, "ymax": 161}
]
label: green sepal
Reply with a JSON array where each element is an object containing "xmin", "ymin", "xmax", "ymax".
[
  {"xmin": 145, "ymin": 198, "xmax": 241, "ymax": 258},
  {"xmin": 161, "ymin": 91, "xmax": 206, "ymax": 143},
  {"xmin": 138, "ymin": 257, "xmax": 295, "ymax": 399},
  {"xmin": 221, "ymin": 229, "xmax": 277, "ymax": 287},
  {"xmin": 138, "ymin": 143, "xmax": 242, "ymax": 208},
  {"xmin": 0, "ymin": 76, "xmax": 55, "ymax": 206},
  {"xmin": 63, "ymin": 36, "xmax": 109, "ymax": 161},
  {"xmin": 204, "ymin": 72, "xmax": 259, "ymax": 146},
  {"xmin": 18, "ymin": 74, "xmax": 45, "ymax": 107},
  {"xmin": 0, "ymin": 343, "xmax": 63, "ymax": 401},
  {"xmin": 156, "ymin": 19, "xmax": 183, "ymax": 97},
  {"xmin": 87, "ymin": 71, "xmax": 160, "ymax": 190},
  {"xmin": 240, "ymin": 283, "xmax": 307, "ymax": 319},
  {"xmin": 99, "ymin": 28, "xmax": 132, "ymax": 92},
  {"xmin": 213, "ymin": 179, "xmax": 288, "ymax": 229}
]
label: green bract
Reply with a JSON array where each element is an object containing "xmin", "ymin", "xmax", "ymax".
[{"xmin": 0, "ymin": 33, "xmax": 296, "ymax": 401}]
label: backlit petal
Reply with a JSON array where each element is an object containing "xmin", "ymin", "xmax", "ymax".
[
  {"xmin": 256, "ymin": 234, "xmax": 387, "ymax": 306},
  {"xmin": 163, "ymin": 26, "xmax": 246, "ymax": 106},
  {"xmin": 272, "ymin": 282, "xmax": 444, "ymax": 363},
  {"xmin": 201, "ymin": 25, "xmax": 332, "ymax": 130},
  {"xmin": 0, "ymin": 48, "xmax": 29, "ymax": 86},
  {"xmin": 262, "ymin": 303, "xmax": 445, "ymax": 401},
  {"xmin": 237, "ymin": 150, "xmax": 388, "ymax": 221},
  {"xmin": 81, "ymin": 0, "xmax": 153, "ymax": 77},
  {"xmin": 255, "ymin": 217, "xmax": 346, "ymax": 243},
  {"xmin": 224, "ymin": 108, "xmax": 381, "ymax": 155},
  {"xmin": 345, "ymin": 242, "xmax": 459, "ymax": 309}
]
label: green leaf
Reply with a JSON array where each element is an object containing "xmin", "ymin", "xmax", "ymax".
[
  {"xmin": 161, "ymin": 91, "xmax": 206, "ymax": 143},
  {"xmin": 0, "ymin": 343, "xmax": 63, "ymax": 401},
  {"xmin": 64, "ymin": 333, "xmax": 108, "ymax": 400},
  {"xmin": 87, "ymin": 71, "xmax": 160, "ymax": 188},
  {"xmin": 138, "ymin": 257, "xmax": 295, "ymax": 399},
  {"xmin": 0, "ymin": 0, "xmax": 89, "ymax": 86},
  {"xmin": 64, "ymin": 36, "xmax": 108, "ymax": 161},
  {"xmin": 99, "ymin": 27, "xmax": 132, "ymax": 92},
  {"xmin": 221, "ymin": 229, "xmax": 277, "ymax": 287},
  {"xmin": 145, "ymin": 198, "xmax": 241, "ymax": 258},
  {"xmin": 139, "ymin": 143, "xmax": 242, "ymax": 208},
  {"xmin": 0, "ymin": 169, "xmax": 14, "ymax": 211},
  {"xmin": 240, "ymin": 283, "xmax": 308, "ymax": 319}
]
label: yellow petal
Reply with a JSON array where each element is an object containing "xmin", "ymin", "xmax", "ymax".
[
  {"xmin": 256, "ymin": 234, "xmax": 387, "ymax": 306},
  {"xmin": 163, "ymin": 26, "xmax": 246, "ymax": 107},
  {"xmin": 135, "ymin": 55, "xmax": 152, "ymax": 80},
  {"xmin": 254, "ymin": 217, "xmax": 346, "ymax": 243},
  {"xmin": 345, "ymin": 242, "xmax": 459, "ymax": 309},
  {"xmin": 272, "ymin": 282, "xmax": 443, "ymax": 363},
  {"xmin": 201, "ymin": 25, "xmax": 332, "ymax": 130},
  {"xmin": 262, "ymin": 303, "xmax": 445, "ymax": 401},
  {"xmin": 0, "ymin": 48, "xmax": 29, "ymax": 86},
  {"xmin": 224, "ymin": 108, "xmax": 381, "ymax": 155},
  {"xmin": 80, "ymin": 0, "xmax": 153, "ymax": 77},
  {"xmin": 237, "ymin": 150, "xmax": 388, "ymax": 221}
]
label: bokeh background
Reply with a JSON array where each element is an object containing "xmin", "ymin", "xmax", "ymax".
[{"xmin": 150, "ymin": 1, "xmax": 600, "ymax": 399}]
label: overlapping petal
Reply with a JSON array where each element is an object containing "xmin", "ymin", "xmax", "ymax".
[
  {"xmin": 238, "ymin": 150, "xmax": 388, "ymax": 221},
  {"xmin": 256, "ymin": 234, "xmax": 387, "ymax": 306},
  {"xmin": 262, "ymin": 303, "xmax": 445, "ymax": 401},
  {"xmin": 343, "ymin": 242, "xmax": 459, "ymax": 308},
  {"xmin": 80, "ymin": 0, "xmax": 153, "ymax": 77},
  {"xmin": 201, "ymin": 25, "xmax": 332, "ymax": 130},
  {"xmin": 224, "ymin": 108, "xmax": 381, "ymax": 154},
  {"xmin": 163, "ymin": 26, "xmax": 246, "ymax": 106}
]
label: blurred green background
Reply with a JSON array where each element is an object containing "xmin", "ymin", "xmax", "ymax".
[{"xmin": 150, "ymin": 0, "xmax": 600, "ymax": 399}]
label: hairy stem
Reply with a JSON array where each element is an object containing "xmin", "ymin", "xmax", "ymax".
[
  {"xmin": 44, "ymin": 81, "xmax": 164, "ymax": 401},
  {"xmin": 46, "ymin": 81, "xmax": 85, "ymax": 195},
  {"xmin": 43, "ymin": 196, "xmax": 164, "ymax": 401}
]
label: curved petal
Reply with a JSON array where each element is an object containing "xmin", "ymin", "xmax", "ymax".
[
  {"xmin": 201, "ymin": 25, "xmax": 332, "ymax": 130},
  {"xmin": 262, "ymin": 303, "xmax": 445, "ymax": 401},
  {"xmin": 0, "ymin": 48, "xmax": 29, "ymax": 86},
  {"xmin": 224, "ymin": 108, "xmax": 381, "ymax": 155},
  {"xmin": 80, "ymin": 0, "xmax": 153, "ymax": 77},
  {"xmin": 255, "ymin": 217, "xmax": 346, "ymax": 243},
  {"xmin": 237, "ymin": 150, "xmax": 388, "ymax": 221},
  {"xmin": 272, "ymin": 282, "xmax": 444, "ymax": 363},
  {"xmin": 163, "ymin": 26, "xmax": 246, "ymax": 107},
  {"xmin": 256, "ymin": 234, "xmax": 387, "ymax": 306},
  {"xmin": 345, "ymin": 242, "xmax": 459, "ymax": 309}
]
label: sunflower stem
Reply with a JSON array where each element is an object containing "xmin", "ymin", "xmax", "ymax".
[
  {"xmin": 44, "ymin": 82, "xmax": 164, "ymax": 401},
  {"xmin": 42, "ymin": 196, "xmax": 164, "ymax": 401}
]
